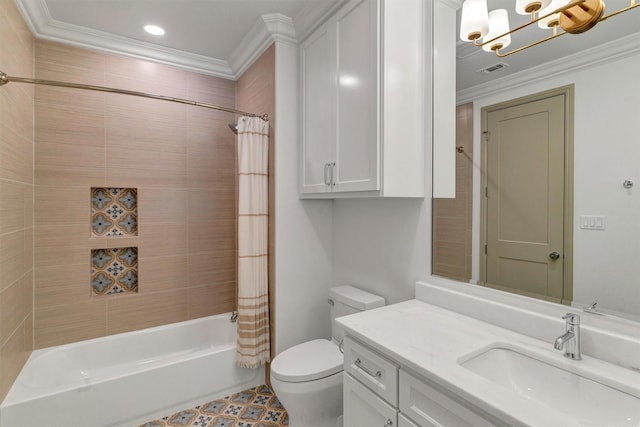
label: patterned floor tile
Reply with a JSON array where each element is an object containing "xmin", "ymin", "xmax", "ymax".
[{"xmin": 139, "ymin": 385, "xmax": 288, "ymax": 427}]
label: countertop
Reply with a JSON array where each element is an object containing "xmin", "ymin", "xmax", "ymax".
[{"xmin": 336, "ymin": 299, "xmax": 640, "ymax": 426}]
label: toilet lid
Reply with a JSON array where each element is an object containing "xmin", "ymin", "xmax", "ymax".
[{"xmin": 271, "ymin": 339, "xmax": 343, "ymax": 383}]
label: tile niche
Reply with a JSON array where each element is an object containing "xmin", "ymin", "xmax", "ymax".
[
  {"xmin": 91, "ymin": 188, "xmax": 138, "ymax": 236},
  {"xmin": 90, "ymin": 188, "xmax": 139, "ymax": 296}
]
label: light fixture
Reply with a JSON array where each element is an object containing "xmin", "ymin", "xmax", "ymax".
[
  {"xmin": 459, "ymin": 0, "xmax": 640, "ymax": 57},
  {"xmin": 144, "ymin": 25, "xmax": 165, "ymax": 36}
]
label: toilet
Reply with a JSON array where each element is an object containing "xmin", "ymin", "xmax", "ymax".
[{"xmin": 270, "ymin": 285, "xmax": 385, "ymax": 427}]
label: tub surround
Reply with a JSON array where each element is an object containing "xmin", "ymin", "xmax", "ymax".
[{"xmin": 337, "ymin": 281, "xmax": 640, "ymax": 426}]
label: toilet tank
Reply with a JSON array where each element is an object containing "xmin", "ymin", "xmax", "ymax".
[{"xmin": 329, "ymin": 285, "xmax": 385, "ymax": 343}]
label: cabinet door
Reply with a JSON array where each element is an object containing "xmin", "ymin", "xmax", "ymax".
[
  {"xmin": 399, "ymin": 370, "xmax": 498, "ymax": 427},
  {"xmin": 344, "ymin": 374, "xmax": 398, "ymax": 427},
  {"xmin": 399, "ymin": 414, "xmax": 420, "ymax": 427},
  {"xmin": 334, "ymin": 0, "xmax": 379, "ymax": 192},
  {"xmin": 300, "ymin": 22, "xmax": 335, "ymax": 194}
]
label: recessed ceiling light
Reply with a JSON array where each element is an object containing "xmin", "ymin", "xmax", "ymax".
[{"xmin": 144, "ymin": 25, "xmax": 165, "ymax": 36}]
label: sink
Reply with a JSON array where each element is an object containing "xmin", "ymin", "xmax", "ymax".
[{"xmin": 460, "ymin": 347, "xmax": 640, "ymax": 425}]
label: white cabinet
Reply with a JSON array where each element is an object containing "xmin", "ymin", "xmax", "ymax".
[
  {"xmin": 399, "ymin": 370, "xmax": 497, "ymax": 427},
  {"xmin": 344, "ymin": 374, "xmax": 398, "ymax": 427},
  {"xmin": 344, "ymin": 336, "xmax": 499, "ymax": 427},
  {"xmin": 299, "ymin": 0, "xmax": 426, "ymax": 198},
  {"xmin": 399, "ymin": 413, "xmax": 420, "ymax": 427}
]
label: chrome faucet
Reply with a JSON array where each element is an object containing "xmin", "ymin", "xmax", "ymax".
[{"xmin": 554, "ymin": 313, "xmax": 581, "ymax": 360}]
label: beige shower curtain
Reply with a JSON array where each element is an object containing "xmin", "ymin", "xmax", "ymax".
[{"xmin": 236, "ymin": 116, "xmax": 271, "ymax": 368}]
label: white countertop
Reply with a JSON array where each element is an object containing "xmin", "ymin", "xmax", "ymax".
[{"xmin": 336, "ymin": 299, "xmax": 640, "ymax": 426}]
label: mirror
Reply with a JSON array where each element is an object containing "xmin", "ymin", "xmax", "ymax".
[{"xmin": 433, "ymin": 0, "xmax": 640, "ymax": 322}]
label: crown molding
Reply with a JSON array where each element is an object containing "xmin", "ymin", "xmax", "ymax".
[
  {"xmin": 457, "ymin": 33, "xmax": 640, "ymax": 103},
  {"xmin": 15, "ymin": 1, "xmax": 307, "ymax": 80},
  {"xmin": 228, "ymin": 13, "xmax": 297, "ymax": 79},
  {"xmin": 16, "ymin": 0, "xmax": 236, "ymax": 78}
]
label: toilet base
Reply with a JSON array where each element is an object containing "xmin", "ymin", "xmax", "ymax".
[{"xmin": 271, "ymin": 371, "xmax": 343, "ymax": 427}]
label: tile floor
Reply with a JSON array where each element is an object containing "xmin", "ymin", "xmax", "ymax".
[{"xmin": 139, "ymin": 384, "xmax": 289, "ymax": 427}]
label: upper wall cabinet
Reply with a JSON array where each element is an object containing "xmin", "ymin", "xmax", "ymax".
[{"xmin": 299, "ymin": 0, "xmax": 428, "ymax": 198}]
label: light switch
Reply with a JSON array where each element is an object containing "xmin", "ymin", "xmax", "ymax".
[{"xmin": 580, "ymin": 215, "xmax": 605, "ymax": 230}]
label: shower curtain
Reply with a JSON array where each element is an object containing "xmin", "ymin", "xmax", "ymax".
[{"xmin": 236, "ymin": 116, "xmax": 271, "ymax": 369}]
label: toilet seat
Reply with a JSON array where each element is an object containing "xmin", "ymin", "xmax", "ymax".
[{"xmin": 271, "ymin": 339, "xmax": 343, "ymax": 383}]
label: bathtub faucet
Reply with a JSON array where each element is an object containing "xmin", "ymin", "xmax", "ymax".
[{"xmin": 230, "ymin": 311, "xmax": 238, "ymax": 323}]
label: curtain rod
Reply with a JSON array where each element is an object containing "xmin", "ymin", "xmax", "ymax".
[{"xmin": 0, "ymin": 71, "xmax": 269, "ymax": 121}]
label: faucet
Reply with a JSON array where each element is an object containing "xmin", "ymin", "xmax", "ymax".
[{"xmin": 554, "ymin": 313, "xmax": 581, "ymax": 360}]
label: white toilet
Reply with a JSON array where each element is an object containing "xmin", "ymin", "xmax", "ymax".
[{"xmin": 270, "ymin": 285, "xmax": 385, "ymax": 427}]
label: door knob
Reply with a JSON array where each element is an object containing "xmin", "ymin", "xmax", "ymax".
[{"xmin": 549, "ymin": 251, "xmax": 561, "ymax": 260}]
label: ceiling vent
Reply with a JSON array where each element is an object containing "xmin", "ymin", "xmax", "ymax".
[{"xmin": 477, "ymin": 62, "xmax": 509, "ymax": 74}]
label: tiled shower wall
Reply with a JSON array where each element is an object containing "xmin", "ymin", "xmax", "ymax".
[
  {"xmin": 0, "ymin": 0, "xmax": 35, "ymax": 401},
  {"xmin": 34, "ymin": 40, "xmax": 238, "ymax": 348},
  {"xmin": 433, "ymin": 103, "xmax": 474, "ymax": 282}
]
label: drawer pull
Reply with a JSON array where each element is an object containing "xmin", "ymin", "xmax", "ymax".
[
  {"xmin": 384, "ymin": 419, "xmax": 393, "ymax": 427},
  {"xmin": 355, "ymin": 358, "xmax": 382, "ymax": 378}
]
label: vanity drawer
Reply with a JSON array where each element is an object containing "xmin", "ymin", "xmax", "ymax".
[
  {"xmin": 399, "ymin": 370, "xmax": 496, "ymax": 427},
  {"xmin": 344, "ymin": 336, "xmax": 399, "ymax": 406}
]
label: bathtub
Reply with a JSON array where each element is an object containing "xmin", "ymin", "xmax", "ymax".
[{"xmin": 0, "ymin": 313, "xmax": 264, "ymax": 427}]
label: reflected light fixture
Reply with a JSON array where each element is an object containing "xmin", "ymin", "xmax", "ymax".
[
  {"xmin": 460, "ymin": 0, "xmax": 640, "ymax": 57},
  {"xmin": 144, "ymin": 25, "xmax": 165, "ymax": 36}
]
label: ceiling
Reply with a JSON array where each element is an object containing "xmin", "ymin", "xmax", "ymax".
[
  {"xmin": 15, "ymin": 0, "xmax": 640, "ymax": 89},
  {"xmin": 457, "ymin": 0, "xmax": 640, "ymax": 93}
]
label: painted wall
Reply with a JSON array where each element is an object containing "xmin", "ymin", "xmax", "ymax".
[
  {"xmin": 467, "ymin": 50, "xmax": 640, "ymax": 318},
  {"xmin": 272, "ymin": 41, "xmax": 334, "ymax": 354},
  {"xmin": 33, "ymin": 40, "xmax": 239, "ymax": 348},
  {"xmin": 0, "ymin": 0, "xmax": 34, "ymax": 401}
]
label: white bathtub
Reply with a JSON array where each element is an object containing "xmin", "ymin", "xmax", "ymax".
[{"xmin": 0, "ymin": 313, "xmax": 264, "ymax": 427}]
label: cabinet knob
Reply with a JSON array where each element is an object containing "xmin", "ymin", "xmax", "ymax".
[{"xmin": 384, "ymin": 420, "xmax": 393, "ymax": 427}]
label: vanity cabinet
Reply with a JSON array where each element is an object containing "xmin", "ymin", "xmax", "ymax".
[
  {"xmin": 343, "ymin": 336, "xmax": 497, "ymax": 427},
  {"xmin": 299, "ymin": 0, "xmax": 426, "ymax": 198}
]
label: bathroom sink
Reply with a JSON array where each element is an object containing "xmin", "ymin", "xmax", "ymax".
[{"xmin": 460, "ymin": 347, "xmax": 640, "ymax": 425}]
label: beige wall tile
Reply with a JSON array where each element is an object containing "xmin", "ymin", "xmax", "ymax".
[
  {"xmin": 0, "ymin": 181, "xmax": 26, "ymax": 235},
  {"xmin": 35, "ymin": 104, "xmax": 106, "ymax": 149},
  {"xmin": 0, "ymin": 125, "xmax": 33, "ymax": 184},
  {"xmin": 105, "ymin": 58, "xmax": 189, "ymax": 99},
  {"xmin": 0, "ymin": 320, "xmax": 30, "ymax": 402},
  {"xmin": 188, "ymin": 189, "xmax": 235, "ymax": 221},
  {"xmin": 36, "ymin": 40, "xmax": 106, "ymax": 81},
  {"xmin": 188, "ymin": 251, "xmax": 236, "ymax": 287},
  {"xmin": 0, "ymin": 273, "xmax": 32, "ymax": 347},
  {"xmin": 138, "ymin": 188, "xmax": 187, "ymax": 224},
  {"xmin": 28, "ymin": 40, "xmax": 239, "ymax": 348},
  {"xmin": 138, "ymin": 255, "xmax": 188, "ymax": 292},
  {"xmin": 35, "ymin": 186, "xmax": 90, "ymax": 226},
  {"xmin": 136, "ymin": 223, "xmax": 187, "ymax": 258},
  {"xmin": 188, "ymin": 219, "xmax": 235, "ymax": 254},
  {"xmin": 188, "ymin": 283, "xmax": 235, "ymax": 320},
  {"xmin": 186, "ymin": 73, "xmax": 235, "ymax": 107},
  {"xmin": 34, "ymin": 299, "xmax": 107, "ymax": 348},
  {"xmin": 0, "ymin": 0, "xmax": 34, "ymax": 398},
  {"xmin": 0, "ymin": 84, "xmax": 34, "ymax": 142},
  {"xmin": 0, "ymin": 230, "xmax": 26, "ymax": 293},
  {"xmin": 106, "ymin": 289, "xmax": 188, "ymax": 335}
]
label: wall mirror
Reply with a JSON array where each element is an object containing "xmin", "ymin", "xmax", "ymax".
[{"xmin": 433, "ymin": 0, "xmax": 640, "ymax": 323}]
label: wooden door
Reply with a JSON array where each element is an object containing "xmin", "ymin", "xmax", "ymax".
[{"xmin": 482, "ymin": 92, "xmax": 570, "ymax": 303}]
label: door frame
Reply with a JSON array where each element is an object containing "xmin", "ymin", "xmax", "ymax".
[{"xmin": 479, "ymin": 85, "xmax": 575, "ymax": 305}]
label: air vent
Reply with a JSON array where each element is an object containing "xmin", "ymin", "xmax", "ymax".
[{"xmin": 477, "ymin": 62, "xmax": 509, "ymax": 74}]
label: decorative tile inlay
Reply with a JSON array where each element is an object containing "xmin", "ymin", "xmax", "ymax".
[
  {"xmin": 91, "ymin": 188, "xmax": 138, "ymax": 236},
  {"xmin": 91, "ymin": 247, "xmax": 138, "ymax": 295},
  {"xmin": 139, "ymin": 385, "xmax": 289, "ymax": 427}
]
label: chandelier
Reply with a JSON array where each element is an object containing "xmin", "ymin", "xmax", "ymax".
[{"xmin": 459, "ymin": 0, "xmax": 640, "ymax": 57}]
